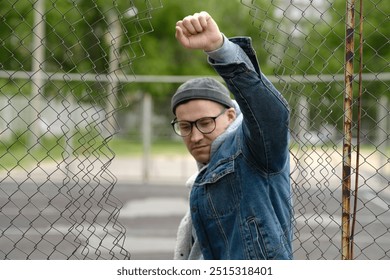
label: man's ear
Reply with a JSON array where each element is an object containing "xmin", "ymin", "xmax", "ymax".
[{"xmin": 227, "ymin": 108, "xmax": 236, "ymax": 122}]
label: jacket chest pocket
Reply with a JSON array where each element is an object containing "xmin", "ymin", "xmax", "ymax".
[{"xmin": 199, "ymin": 160, "xmax": 242, "ymax": 218}]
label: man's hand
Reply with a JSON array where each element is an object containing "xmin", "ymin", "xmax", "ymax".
[{"xmin": 175, "ymin": 11, "xmax": 223, "ymax": 52}]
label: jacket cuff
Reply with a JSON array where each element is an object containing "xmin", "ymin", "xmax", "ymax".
[{"xmin": 205, "ymin": 34, "xmax": 239, "ymax": 63}]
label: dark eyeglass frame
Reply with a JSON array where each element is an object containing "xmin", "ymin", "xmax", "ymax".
[{"xmin": 171, "ymin": 109, "xmax": 227, "ymax": 137}]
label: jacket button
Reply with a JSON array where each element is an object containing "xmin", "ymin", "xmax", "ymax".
[{"xmin": 191, "ymin": 207, "xmax": 197, "ymax": 213}]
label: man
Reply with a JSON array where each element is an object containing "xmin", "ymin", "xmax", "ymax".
[{"xmin": 170, "ymin": 11, "xmax": 293, "ymax": 260}]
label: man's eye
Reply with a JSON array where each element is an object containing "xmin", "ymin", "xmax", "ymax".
[
  {"xmin": 198, "ymin": 118, "xmax": 213, "ymax": 127},
  {"xmin": 179, "ymin": 123, "xmax": 191, "ymax": 130}
]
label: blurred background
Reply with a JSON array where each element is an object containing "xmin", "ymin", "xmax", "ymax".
[{"xmin": 0, "ymin": 0, "xmax": 389, "ymax": 260}]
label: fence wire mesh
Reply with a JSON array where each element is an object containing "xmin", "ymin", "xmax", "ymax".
[
  {"xmin": 0, "ymin": 0, "xmax": 162, "ymax": 260},
  {"xmin": 242, "ymin": 0, "xmax": 389, "ymax": 259},
  {"xmin": 0, "ymin": 0, "xmax": 389, "ymax": 260}
]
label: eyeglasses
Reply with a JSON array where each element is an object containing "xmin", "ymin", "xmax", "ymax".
[{"xmin": 171, "ymin": 109, "xmax": 227, "ymax": 137}]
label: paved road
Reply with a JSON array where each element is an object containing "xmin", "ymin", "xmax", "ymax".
[
  {"xmin": 1, "ymin": 155, "xmax": 389, "ymax": 260},
  {"xmin": 112, "ymin": 182, "xmax": 188, "ymax": 260},
  {"xmin": 0, "ymin": 155, "xmax": 194, "ymax": 260}
]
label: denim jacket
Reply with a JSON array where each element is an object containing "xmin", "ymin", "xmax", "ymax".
[{"xmin": 189, "ymin": 36, "xmax": 293, "ymax": 260}]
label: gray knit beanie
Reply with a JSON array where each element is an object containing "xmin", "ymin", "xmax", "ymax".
[{"xmin": 171, "ymin": 77, "xmax": 234, "ymax": 115}]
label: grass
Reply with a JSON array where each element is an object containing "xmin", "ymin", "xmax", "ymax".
[
  {"xmin": 1, "ymin": 132, "xmax": 387, "ymax": 172},
  {"xmin": 0, "ymin": 134, "xmax": 188, "ymax": 172},
  {"xmin": 108, "ymin": 137, "xmax": 188, "ymax": 157}
]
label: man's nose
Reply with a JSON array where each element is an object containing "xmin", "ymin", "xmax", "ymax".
[{"xmin": 190, "ymin": 125, "xmax": 204, "ymax": 142}]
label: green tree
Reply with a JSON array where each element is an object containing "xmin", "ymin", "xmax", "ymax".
[
  {"xmin": 119, "ymin": 0, "xmax": 278, "ymax": 121},
  {"xmin": 274, "ymin": 0, "xmax": 389, "ymax": 134},
  {"xmin": 2, "ymin": 1, "xmax": 386, "ymax": 138},
  {"xmin": 127, "ymin": 1, "xmax": 271, "ymax": 91}
]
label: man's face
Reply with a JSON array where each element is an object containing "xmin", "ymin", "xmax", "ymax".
[{"xmin": 175, "ymin": 99, "xmax": 236, "ymax": 164}]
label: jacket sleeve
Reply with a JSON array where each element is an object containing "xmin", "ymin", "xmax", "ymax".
[{"xmin": 207, "ymin": 36, "xmax": 290, "ymax": 173}]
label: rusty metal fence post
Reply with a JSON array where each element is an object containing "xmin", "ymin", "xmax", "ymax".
[
  {"xmin": 342, "ymin": 0, "xmax": 355, "ymax": 260},
  {"xmin": 242, "ymin": 0, "xmax": 389, "ymax": 260}
]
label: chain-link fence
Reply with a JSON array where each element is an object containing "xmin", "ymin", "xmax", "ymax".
[
  {"xmin": 0, "ymin": 0, "xmax": 163, "ymax": 260},
  {"xmin": 242, "ymin": 0, "xmax": 389, "ymax": 259},
  {"xmin": 0, "ymin": 0, "xmax": 389, "ymax": 260}
]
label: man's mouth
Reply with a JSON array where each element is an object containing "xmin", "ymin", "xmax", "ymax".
[{"xmin": 191, "ymin": 145, "xmax": 208, "ymax": 151}]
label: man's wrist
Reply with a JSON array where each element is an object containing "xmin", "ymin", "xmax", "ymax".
[
  {"xmin": 204, "ymin": 33, "xmax": 224, "ymax": 52},
  {"xmin": 206, "ymin": 34, "xmax": 237, "ymax": 63}
]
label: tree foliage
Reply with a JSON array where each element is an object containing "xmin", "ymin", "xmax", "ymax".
[{"xmin": 0, "ymin": 0, "xmax": 388, "ymax": 115}]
